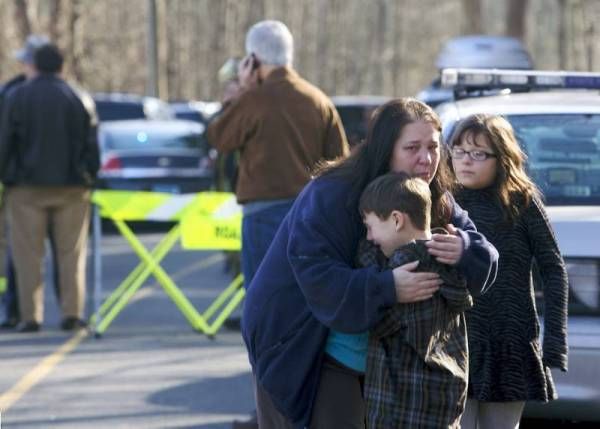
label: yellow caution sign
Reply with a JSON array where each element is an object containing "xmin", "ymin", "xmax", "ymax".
[
  {"xmin": 92, "ymin": 190, "xmax": 193, "ymax": 221},
  {"xmin": 181, "ymin": 192, "xmax": 242, "ymax": 250}
]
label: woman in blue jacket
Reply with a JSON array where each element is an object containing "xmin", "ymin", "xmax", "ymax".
[{"xmin": 242, "ymin": 98, "xmax": 499, "ymax": 428}]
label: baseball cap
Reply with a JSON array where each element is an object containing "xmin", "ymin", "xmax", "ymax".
[{"xmin": 14, "ymin": 34, "xmax": 50, "ymax": 64}]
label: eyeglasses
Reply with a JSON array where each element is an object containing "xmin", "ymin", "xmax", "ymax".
[{"xmin": 450, "ymin": 147, "xmax": 497, "ymax": 161}]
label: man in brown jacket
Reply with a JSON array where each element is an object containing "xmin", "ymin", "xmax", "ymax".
[
  {"xmin": 206, "ymin": 20, "xmax": 348, "ymax": 428},
  {"xmin": 207, "ymin": 20, "xmax": 348, "ymax": 289}
]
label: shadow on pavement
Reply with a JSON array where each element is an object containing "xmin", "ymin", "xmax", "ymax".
[{"xmin": 148, "ymin": 372, "xmax": 254, "ymax": 414}]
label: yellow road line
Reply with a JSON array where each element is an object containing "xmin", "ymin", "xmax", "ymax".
[
  {"xmin": 0, "ymin": 252, "xmax": 227, "ymax": 412},
  {"xmin": 0, "ymin": 329, "xmax": 88, "ymax": 412}
]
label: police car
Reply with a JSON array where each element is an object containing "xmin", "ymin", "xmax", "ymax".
[
  {"xmin": 417, "ymin": 35, "xmax": 533, "ymax": 107},
  {"xmin": 434, "ymin": 68, "xmax": 600, "ymax": 422}
]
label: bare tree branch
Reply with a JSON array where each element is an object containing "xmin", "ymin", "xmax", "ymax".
[
  {"xmin": 558, "ymin": 0, "xmax": 568, "ymax": 69},
  {"xmin": 462, "ymin": 0, "xmax": 482, "ymax": 34},
  {"xmin": 13, "ymin": 0, "xmax": 32, "ymax": 40},
  {"xmin": 506, "ymin": 0, "xmax": 529, "ymax": 40},
  {"xmin": 48, "ymin": 0, "xmax": 63, "ymax": 42}
]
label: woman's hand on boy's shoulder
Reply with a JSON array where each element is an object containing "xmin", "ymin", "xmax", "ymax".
[
  {"xmin": 426, "ymin": 224, "xmax": 464, "ymax": 265},
  {"xmin": 392, "ymin": 261, "xmax": 442, "ymax": 303}
]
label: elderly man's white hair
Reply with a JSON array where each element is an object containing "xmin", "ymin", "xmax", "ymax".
[{"xmin": 245, "ymin": 20, "xmax": 294, "ymax": 67}]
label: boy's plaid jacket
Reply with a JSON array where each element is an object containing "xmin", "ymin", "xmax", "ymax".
[{"xmin": 357, "ymin": 238, "xmax": 473, "ymax": 429}]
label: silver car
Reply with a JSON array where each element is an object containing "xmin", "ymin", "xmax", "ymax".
[
  {"xmin": 93, "ymin": 92, "xmax": 175, "ymax": 122},
  {"xmin": 98, "ymin": 119, "xmax": 216, "ymax": 194},
  {"xmin": 436, "ymin": 68, "xmax": 600, "ymax": 422}
]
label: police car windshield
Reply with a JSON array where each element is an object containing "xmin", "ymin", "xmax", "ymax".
[{"xmin": 506, "ymin": 114, "xmax": 600, "ymax": 206}]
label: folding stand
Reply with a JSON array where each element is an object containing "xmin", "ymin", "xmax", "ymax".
[{"xmin": 90, "ymin": 190, "xmax": 244, "ymax": 338}]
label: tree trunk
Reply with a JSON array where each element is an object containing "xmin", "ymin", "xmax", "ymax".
[
  {"xmin": 157, "ymin": 0, "xmax": 169, "ymax": 99},
  {"xmin": 462, "ymin": 0, "xmax": 482, "ymax": 34},
  {"xmin": 505, "ymin": 0, "xmax": 529, "ymax": 40},
  {"xmin": 145, "ymin": 0, "xmax": 159, "ymax": 97},
  {"xmin": 315, "ymin": 0, "xmax": 329, "ymax": 90},
  {"xmin": 62, "ymin": 0, "xmax": 83, "ymax": 82},
  {"xmin": 48, "ymin": 0, "xmax": 63, "ymax": 42},
  {"xmin": 371, "ymin": 0, "xmax": 386, "ymax": 95},
  {"xmin": 13, "ymin": 0, "xmax": 32, "ymax": 41},
  {"xmin": 558, "ymin": 0, "xmax": 568, "ymax": 69},
  {"xmin": 584, "ymin": 17, "xmax": 594, "ymax": 71}
]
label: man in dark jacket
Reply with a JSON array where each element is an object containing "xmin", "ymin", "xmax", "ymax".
[
  {"xmin": 0, "ymin": 34, "xmax": 51, "ymax": 329},
  {"xmin": 0, "ymin": 44, "xmax": 99, "ymax": 333}
]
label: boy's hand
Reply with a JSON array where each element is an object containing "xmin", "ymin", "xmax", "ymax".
[
  {"xmin": 392, "ymin": 261, "xmax": 441, "ymax": 303},
  {"xmin": 426, "ymin": 224, "xmax": 464, "ymax": 265}
]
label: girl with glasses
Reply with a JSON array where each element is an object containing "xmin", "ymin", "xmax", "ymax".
[{"xmin": 449, "ymin": 114, "xmax": 569, "ymax": 429}]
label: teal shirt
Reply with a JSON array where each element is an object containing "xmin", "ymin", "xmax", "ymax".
[{"xmin": 324, "ymin": 330, "xmax": 369, "ymax": 372}]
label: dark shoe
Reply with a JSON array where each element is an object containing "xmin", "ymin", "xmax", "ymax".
[
  {"xmin": 16, "ymin": 321, "xmax": 41, "ymax": 333},
  {"xmin": 61, "ymin": 317, "xmax": 87, "ymax": 331},
  {"xmin": 0, "ymin": 317, "xmax": 19, "ymax": 329}
]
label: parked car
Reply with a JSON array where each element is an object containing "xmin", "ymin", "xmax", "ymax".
[
  {"xmin": 98, "ymin": 119, "xmax": 216, "ymax": 193},
  {"xmin": 436, "ymin": 68, "xmax": 600, "ymax": 422},
  {"xmin": 93, "ymin": 92, "xmax": 174, "ymax": 122},
  {"xmin": 417, "ymin": 35, "xmax": 533, "ymax": 107},
  {"xmin": 170, "ymin": 100, "xmax": 221, "ymax": 124},
  {"xmin": 332, "ymin": 95, "xmax": 390, "ymax": 147}
]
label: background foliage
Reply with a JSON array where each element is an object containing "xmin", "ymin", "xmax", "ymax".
[{"xmin": 0, "ymin": 0, "xmax": 598, "ymax": 101}]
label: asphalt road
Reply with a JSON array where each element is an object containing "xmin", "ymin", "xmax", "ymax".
[
  {"xmin": 0, "ymin": 230, "xmax": 596, "ymax": 428},
  {"xmin": 0, "ymin": 231, "xmax": 254, "ymax": 428}
]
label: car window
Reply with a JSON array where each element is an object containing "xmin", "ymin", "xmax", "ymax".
[
  {"xmin": 336, "ymin": 105, "xmax": 377, "ymax": 147},
  {"xmin": 511, "ymin": 114, "xmax": 600, "ymax": 317},
  {"xmin": 104, "ymin": 130, "xmax": 203, "ymax": 150},
  {"xmin": 533, "ymin": 257, "xmax": 600, "ymax": 316},
  {"xmin": 96, "ymin": 101, "xmax": 145, "ymax": 121},
  {"xmin": 506, "ymin": 114, "xmax": 600, "ymax": 206},
  {"xmin": 174, "ymin": 110, "xmax": 204, "ymax": 123}
]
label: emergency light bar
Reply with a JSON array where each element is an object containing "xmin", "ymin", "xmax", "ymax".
[{"xmin": 441, "ymin": 68, "xmax": 600, "ymax": 96}]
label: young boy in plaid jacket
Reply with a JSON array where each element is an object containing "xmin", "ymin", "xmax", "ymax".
[{"xmin": 358, "ymin": 172, "xmax": 473, "ymax": 428}]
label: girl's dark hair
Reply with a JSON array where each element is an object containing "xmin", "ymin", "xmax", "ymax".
[
  {"xmin": 449, "ymin": 114, "xmax": 540, "ymax": 223},
  {"xmin": 315, "ymin": 98, "xmax": 453, "ymax": 227}
]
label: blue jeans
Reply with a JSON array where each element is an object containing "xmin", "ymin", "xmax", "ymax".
[{"xmin": 241, "ymin": 201, "xmax": 294, "ymax": 289}]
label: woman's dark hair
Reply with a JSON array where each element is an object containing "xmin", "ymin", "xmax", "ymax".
[
  {"xmin": 449, "ymin": 114, "xmax": 539, "ymax": 223},
  {"xmin": 315, "ymin": 98, "xmax": 453, "ymax": 227},
  {"xmin": 34, "ymin": 44, "xmax": 64, "ymax": 74}
]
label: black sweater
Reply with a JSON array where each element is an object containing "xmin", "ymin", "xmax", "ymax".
[
  {"xmin": 0, "ymin": 74, "xmax": 99, "ymax": 187},
  {"xmin": 456, "ymin": 187, "xmax": 569, "ymax": 402}
]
